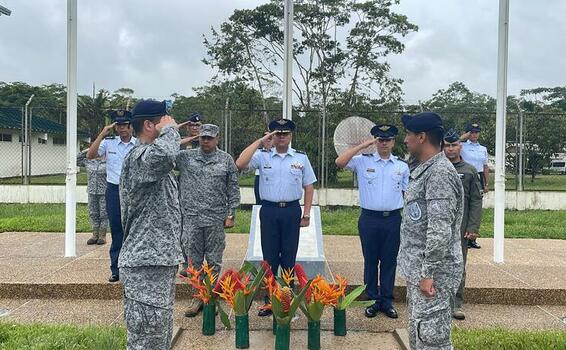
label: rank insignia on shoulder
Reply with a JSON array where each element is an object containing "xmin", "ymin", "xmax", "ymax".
[
  {"xmin": 366, "ymin": 168, "xmax": 375, "ymax": 173},
  {"xmin": 295, "ymin": 150, "xmax": 306, "ymax": 155},
  {"xmin": 104, "ymin": 136, "xmax": 116, "ymax": 139},
  {"xmin": 362, "ymin": 153, "xmax": 372, "ymax": 156}
]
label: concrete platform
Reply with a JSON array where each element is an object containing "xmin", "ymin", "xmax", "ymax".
[{"xmin": 0, "ymin": 232, "xmax": 565, "ymax": 305}]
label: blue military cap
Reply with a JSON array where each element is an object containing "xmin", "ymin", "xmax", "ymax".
[
  {"xmin": 465, "ymin": 123, "xmax": 481, "ymax": 132},
  {"xmin": 268, "ymin": 118, "xmax": 296, "ymax": 133},
  {"xmin": 109, "ymin": 110, "xmax": 132, "ymax": 124},
  {"xmin": 443, "ymin": 128, "xmax": 460, "ymax": 143},
  {"xmin": 401, "ymin": 112, "xmax": 443, "ymax": 133},
  {"xmin": 188, "ymin": 113, "xmax": 202, "ymax": 123},
  {"xmin": 131, "ymin": 99, "xmax": 172, "ymax": 119},
  {"xmin": 370, "ymin": 124, "xmax": 398, "ymax": 139}
]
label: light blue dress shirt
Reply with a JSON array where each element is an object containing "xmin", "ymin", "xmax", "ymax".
[
  {"xmin": 249, "ymin": 147, "xmax": 317, "ymax": 202},
  {"xmin": 460, "ymin": 140, "xmax": 488, "ymax": 173},
  {"xmin": 346, "ymin": 153, "xmax": 409, "ymax": 211},
  {"xmin": 98, "ymin": 136, "xmax": 137, "ymax": 185}
]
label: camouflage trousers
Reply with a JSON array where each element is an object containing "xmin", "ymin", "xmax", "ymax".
[
  {"xmin": 407, "ymin": 282, "xmax": 455, "ymax": 350},
  {"xmin": 88, "ymin": 193, "xmax": 108, "ymax": 231},
  {"xmin": 121, "ymin": 265, "xmax": 177, "ymax": 350},
  {"xmin": 181, "ymin": 220, "xmax": 226, "ymax": 276}
]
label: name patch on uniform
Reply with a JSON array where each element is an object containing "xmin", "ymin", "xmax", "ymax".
[
  {"xmin": 108, "ymin": 151, "xmax": 117, "ymax": 155},
  {"xmin": 366, "ymin": 168, "xmax": 375, "ymax": 173},
  {"xmin": 291, "ymin": 163, "xmax": 304, "ymax": 170},
  {"xmin": 407, "ymin": 202, "xmax": 422, "ymax": 221}
]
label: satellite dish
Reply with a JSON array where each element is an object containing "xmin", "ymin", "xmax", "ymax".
[{"xmin": 333, "ymin": 116, "xmax": 376, "ymax": 156}]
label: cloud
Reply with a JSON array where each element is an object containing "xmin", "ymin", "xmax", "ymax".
[{"xmin": 0, "ymin": 0, "xmax": 564, "ymax": 104}]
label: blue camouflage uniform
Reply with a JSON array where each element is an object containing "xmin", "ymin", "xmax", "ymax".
[
  {"xmin": 119, "ymin": 99, "xmax": 183, "ymax": 350},
  {"xmin": 97, "ymin": 110, "xmax": 136, "ymax": 278},
  {"xmin": 248, "ymin": 119, "xmax": 317, "ymax": 277},
  {"xmin": 345, "ymin": 124, "xmax": 409, "ymax": 313}
]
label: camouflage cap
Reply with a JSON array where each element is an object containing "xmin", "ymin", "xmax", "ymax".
[{"xmin": 199, "ymin": 124, "xmax": 219, "ymax": 137}]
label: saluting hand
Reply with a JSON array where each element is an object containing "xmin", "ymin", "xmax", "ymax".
[
  {"xmin": 155, "ymin": 115, "xmax": 177, "ymax": 131},
  {"xmin": 100, "ymin": 123, "xmax": 116, "ymax": 137},
  {"xmin": 419, "ymin": 278, "xmax": 436, "ymax": 298},
  {"xmin": 260, "ymin": 131, "xmax": 278, "ymax": 145},
  {"xmin": 176, "ymin": 120, "xmax": 192, "ymax": 130}
]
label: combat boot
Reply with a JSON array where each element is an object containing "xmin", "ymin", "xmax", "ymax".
[
  {"xmin": 453, "ymin": 308, "xmax": 465, "ymax": 320},
  {"xmin": 87, "ymin": 228, "xmax": 98, "ymax": 245},
  {"xmin": 97, "ymin": 228, "xmax": 107, "ymax": 245}
]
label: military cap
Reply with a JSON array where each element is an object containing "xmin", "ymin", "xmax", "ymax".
[
  {"xmin": 370, "ymin": 124, "xmax": 398, "ymax": 139},
  {"xmin": 443, "ymin": 128, "xmax": 460, "ymax": 143},
  {"xmin": 188, "ymin": 113, "xmax": 203, "ymax": 123},
  {"xmin": 131, "ymin": 99, "xmax": 172, "ymax": 119},
  {"xmin": 401, "ymin": 112, "xmax": 443, "ymax": 133},
  {"xmin": 465, "ymin": 123, "xmax": 481, "ymax": 132},
  {"xmin": 109, "ymin": 110, "xmax": 132, "ymax": 125},
  {"xmin": 268, "ymin": 118, "xmax": 296, "ymax": 133},
  {"xmin": 199, "ymin": 124, "xmax": 219, "ymax": 138}
]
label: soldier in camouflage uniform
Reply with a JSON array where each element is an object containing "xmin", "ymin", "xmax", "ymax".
[
  {"xmin": 443, "ymin": 129, "xmax": 483, "ymax": 320},
  {"xmin": 177, "ymin": 123, "xmax": 240, "ymax": 317},
  {"xmin": 119, "ymin": 100, "xmax": 184, "ymax": 350},
  {"xmin": 398, "ymin": 112, "xmax": 464, "ymax": 350},
  {"xmin": 77, "ymin": 149, "xmax": 108, "ymax": 245}
]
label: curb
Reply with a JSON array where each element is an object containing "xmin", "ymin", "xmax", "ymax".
[{"xmin": 393, "ymin": 328, "xmax": 410, "ymax": 350}]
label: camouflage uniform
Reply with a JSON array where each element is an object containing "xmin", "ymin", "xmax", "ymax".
[
  {"xmin": 177, "ymin": 147, "xmax": 240, "ymax": 276},
  {"xmin": 119, "ymin": 125, "xmax": 184, "ymax": 350},
  {"xmin": 452, "ymin": 160, "xmax": 483, "ymax": 308},
  {"xmin": 398, "ymin": 152, "xmax": 464, "ymax": 350},
  {"xmin": 77, "ymin": 150, "xmax": 108, "ymax": 240}
]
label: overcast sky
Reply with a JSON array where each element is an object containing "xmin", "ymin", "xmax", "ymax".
[{"xmin": 1, "ymin": 0, "xmax": 565, "ymax": 104}]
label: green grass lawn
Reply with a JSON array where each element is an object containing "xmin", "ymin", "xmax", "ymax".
[
  {"xmin": 1, "ymin": 204, "xmax": 566, "ymax": 240},
  {"xmin": 0, "ymin": 323, "xmax": 564, "ymax": 350},
  {"xmin": 0, "ymin": 322, "xmax": 125, "ymax": 350},
  {"xmin": 453, "ymin": 328, "xmax": 566, "ymax": 350},
  {"xmin": 2, "ymin": 170, "xmax": 566, "ymax": 191}
]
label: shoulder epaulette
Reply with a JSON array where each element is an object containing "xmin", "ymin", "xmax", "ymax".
[
  {"xmin": 295, "ymin": 150, "xmax": 306, "ymax": 155},
  {"xmin": 260, "ymin": 149, "xmax": 270, "ymax": 153},
  {"xmin": 104, "ymin": 136, "xmax": 116, "ymax": 140},
  {"xmin": 362, "ymin": 153, "xmax": 373, "ymax": 157}
]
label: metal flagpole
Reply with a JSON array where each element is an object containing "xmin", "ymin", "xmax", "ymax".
[
  {"xmin": 494, "ymin": 0, "xmax": 509, "ymax": 264},
  {"xmin": 65, "ymin": 0, "xmax": 78, "ymax": 257},
  {"xmin": 283, "ymin": 0, "xmax": 293, "ymax": 121}
]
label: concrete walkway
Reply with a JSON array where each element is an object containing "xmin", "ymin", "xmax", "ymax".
[
  {"xmin": 0, "ymin": 232, "xmax": 565, "ymax": 305},
  {"xmin": 0, "ymin": 232, "xmax": 565, "ymax": 349}
]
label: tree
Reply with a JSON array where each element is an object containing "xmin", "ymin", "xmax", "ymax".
[
  {"xmin": 203, "ymin": 0, "xmax": 417, "ymax": 111},
  {"xmin": 78, "ymin": 90, "xmax": 110, "ymax": 140},
  {"xmin": 0, "ymin": 81, "xmax": 66, "ymax": 123}
]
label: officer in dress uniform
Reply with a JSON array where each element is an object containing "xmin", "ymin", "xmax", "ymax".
[
  {"xmin": 87, "ymin": 110, "xmax": 136, "ymax": 283},
  {"xmin": 235, "ymin": 118, "xmax": 317, "ymax": 317},
  {"xmin": 397, "ymin": 112, "xmax": 464, "ymax": 350},
  {"xmin": 119, "ymin": 99, "xmax": 184, "ymax": 350},
  {"xmin": 335, "ymin": 124, "xmax": 409, "ymax": 319},
  {"xmin": 443, "ymin": 129, "xmax": 483, "ymax": 320},
  {"xmin": 460, "ymin": 122, "xmax": 488, "ymax": 249}
]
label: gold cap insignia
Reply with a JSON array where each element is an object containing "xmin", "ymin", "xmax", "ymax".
[
  {"xmin": 379, "ymin": 125, "xmax": 390, "ymax": 132},
  {"xmin": 472, "ymin": 123, "xmax": 479, "ymax": 127},
  {"xmin": 277, "ymin": 119, "xmax": 287, "ymax": 125},
  {"xmin": 117, "ymin": 110, "xmax": 124, "ymax": 117}
]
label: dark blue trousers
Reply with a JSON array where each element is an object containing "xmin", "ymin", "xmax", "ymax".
[
  {"xmin": 254, "ymin": 175, "xmax": 261, "ymax": 205},
  {"xmin": 358, "ymin": 209, "xmax": 401, "ymax": 310},
  {"xmin": 106, "ymin": 183, "xmax": 123, "ymax": 277},
  {"xmin": 259, "ymin": 201, "xmax": 302, "ymax": 277}
]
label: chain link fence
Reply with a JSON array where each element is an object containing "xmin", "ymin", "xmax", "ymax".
[{"xmin": 1, "ymin": 105, "xmax": 566, "ymax": 191}]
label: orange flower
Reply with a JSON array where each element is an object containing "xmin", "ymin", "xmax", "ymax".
[
  {"xmin": 281, "ymin": 267, "xmax": 295, "ymax": 286},
  {"xmin": 310, "ymin": 275, "xmax": 343, "ymax": 306},
  {"xmin": 215, "ymin": 273, "xmax": 238, "ymax": 307},
  {"xmin": 279, "ymin": 286, "xmax": 293, "ymax": 313}
]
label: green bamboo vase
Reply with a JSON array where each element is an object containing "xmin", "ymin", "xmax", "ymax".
[
  {"xmin": 275, "ymin": 323, "xmax": 291, "ymax": 350},
  {"xmin": 333, "ymin": 308, "xmax": 347, "ymax": 336},
  {"xmin": 308, "ymin": 320, "xmax": 321, "ymax": 350},
  {"xmin": 202, "ymin": 303, "xmax": 216, "ymax": 336},
  {"xmin": 235, "ymin": 314, "xmax": 250, "ymax": 349}
]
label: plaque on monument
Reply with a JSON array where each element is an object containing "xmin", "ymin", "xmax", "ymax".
[{"xmin": 244, "ymin": 205, "xmax": 327, "ymax": 278}]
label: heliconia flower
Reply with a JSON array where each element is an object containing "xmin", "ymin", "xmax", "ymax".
[
  {"xmin": 214, "ymin": 270, "xmax": 234, "ymax": 293},
  {"xmin": 280, "ymin": 286, "xmax": 293, "ymax": 313},
  {"xmin": 260, "ymin": 260, "xmax": 274, "ymax": 279},
  {"xmin": 281, "ymin": 267, "xmax": 295, "ymax": 286},
  {"xmin": 293, "ymin": 263, "xmax": 309, "ymax": 288}
]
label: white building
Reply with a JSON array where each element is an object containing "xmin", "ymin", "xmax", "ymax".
[{"xmin": 0, "ymin": 107, "xmax": 87, "ymax": 179}]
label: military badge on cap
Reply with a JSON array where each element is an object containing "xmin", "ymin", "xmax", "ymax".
[
  {"xmin": 268, "ymin": 118, "xmax": 296, "ymax": 133},
  {"xmin": 371, "ymin": 124, "xmax": 398, "ymax": 139},
  {"xmin": 465, "ymin": 123, "xmax": 481, "ymax": 132},
  {"xmin": 443, "ymin": 128, "xmax": 460, "ymax": 143},
  {"xmin": 109, "ymin": 109, "xmax": 132, "ymax": 124}
]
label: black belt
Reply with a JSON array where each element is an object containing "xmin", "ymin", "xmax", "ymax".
[
  {"xmin": 362, "ymin": 208, "xmax": 401, "ymax": 218},
  {"xmin": 262, "ymin": 200, "xmax": 300, "ymax": 208}
]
